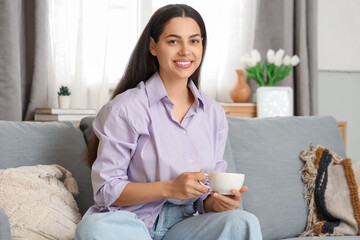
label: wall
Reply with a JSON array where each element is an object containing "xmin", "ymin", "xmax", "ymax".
[{"xmin": 318, "ymin": 0, "xmax": 360, "ymax": 159}]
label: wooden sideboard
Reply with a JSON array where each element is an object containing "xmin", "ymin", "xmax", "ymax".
[{"xmin": 219, "ymin": 102, "xmax": 347, "ymax": 148}]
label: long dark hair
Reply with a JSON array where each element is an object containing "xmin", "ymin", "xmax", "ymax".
[{"xmin": 86, "ymin": 4, "xmax": 207, "ymax": 167}]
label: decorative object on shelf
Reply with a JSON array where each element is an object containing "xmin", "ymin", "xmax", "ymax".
[
  {"xmin": 57, "ymin": 85, "xmax": 71, "ymax": 109},
  {"xmin": 256, "ymin": 86, "xmax": 293, "ymax": 118},
  {"xmin": 242, "ymin": 49, "xmax": 300, "ymax": 86},
  {"xmin": 229, "ymin": 69, "xmax": 251, "ymax": 102},
  {"xmin": 34, "ymin": 108, "xmax": 97, "ymax": 122}
]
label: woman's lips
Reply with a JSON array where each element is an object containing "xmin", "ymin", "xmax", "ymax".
[{"xmin": 174, "ymin": 60, "xmax": 193, "ymax": 68}]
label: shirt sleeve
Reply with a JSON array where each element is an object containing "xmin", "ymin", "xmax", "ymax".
[
  {"xmin": 213, "ymin": 109, "xmax": 229, "ymax": 173},
  {"xmin": 91, "ymin": 105, "xmax": 139, "ymax": 208},
  {"xmin": 195, "ymin": 109, "xmax": 229, "ymax": 214}
]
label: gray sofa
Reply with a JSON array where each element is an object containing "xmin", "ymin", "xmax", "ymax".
[{"xmin": 0, "ymin": 116, "xmax": 358, "ymax": 240}]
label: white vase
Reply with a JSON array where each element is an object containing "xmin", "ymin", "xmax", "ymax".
[
  {"xmin": 256, "ymin": 86, "xmax": 293, "ymax": 118},
  {"xmin": 58, "ymin": 96, "xmax": 71, "ymax": 109}
]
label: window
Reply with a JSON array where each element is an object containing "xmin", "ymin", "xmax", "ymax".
[
  {"xmin": 52, "ymin": 0, "xmax": 256, "ymax": 109},
  {"xmin": 106, "ymin": 0, "xmax": 138, "ymax": 85}
]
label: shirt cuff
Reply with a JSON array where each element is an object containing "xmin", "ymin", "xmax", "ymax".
[
  {"xmin": 95, "ymin": 180, "xmax": 130, "ymax": 208},
  {"xmin": 194, "ymin": 191, "xmax": 210, "ymax": 214}
]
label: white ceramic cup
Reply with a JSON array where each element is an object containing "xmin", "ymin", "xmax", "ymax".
[{"xmin": 200, "ymin": 172, "xmax": 245, "ymax": 195}]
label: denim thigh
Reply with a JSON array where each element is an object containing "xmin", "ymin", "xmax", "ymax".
[
  {"xmin": 163, "ymin": 209, "xmax": 262, "ymax": 240},
  {"xmin": 151, "ymin": 202, "xmax": 196, "ymax": 240},
  {"xmin": 75, "ymin": 210, "xmax": 152, "ymax": 240}
]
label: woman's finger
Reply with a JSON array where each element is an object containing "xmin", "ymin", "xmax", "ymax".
[
  {"xmin": 212, "ymin": 194, "xmax": 232, "ymax": 210},
  {"xmin": 193, "ymin": 182, "xmax": 210, "ymax": 193},
  {"xmin": 212, "ymin": 192, "xmax": 239, "ymax": 209},
  {"xmin": 240, "ymin": 186, "xmax": 248, "ymax": 193}
]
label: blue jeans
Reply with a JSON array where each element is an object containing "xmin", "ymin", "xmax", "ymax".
[{"xmin": 75, "ymin": 202, "xmax": 262, "ymax": 240}]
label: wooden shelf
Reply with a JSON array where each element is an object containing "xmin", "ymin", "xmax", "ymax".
[{"xmin": 219, "ymin": 102, "xmax": 256, "ymax": 118}]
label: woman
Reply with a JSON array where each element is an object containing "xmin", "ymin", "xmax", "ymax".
[{"xmin": 75, "ymin": 4, "xmax": 262, "ymax": 240}]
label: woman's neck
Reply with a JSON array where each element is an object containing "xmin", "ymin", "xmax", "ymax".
[
  {"xmin": 160, "ymin": 74, "xmax": 195, "ymax": 124},
  {"xmin": 159, "ymin": 73, "xmax": 192, "ymax": 104}
]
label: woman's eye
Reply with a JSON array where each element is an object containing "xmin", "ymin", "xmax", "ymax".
[
  {"xmin": 169, "ymin": 40, "xmax": 178, "ymax": 44},
  {"xmin": 191, "ymin": 39, "xmax": 200, "ymax": 44}
]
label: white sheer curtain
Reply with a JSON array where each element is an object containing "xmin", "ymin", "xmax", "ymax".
[
  {"xmin": 45, "ymin": 0, "xmax": 257, "ymax": 111},
  {"xmin": 151, "ymin": 0, "xmax": 258, "ymax": 101},
  {"xmin": 49, "ymin": 0, "xmax": 111, "ymax": 110}
]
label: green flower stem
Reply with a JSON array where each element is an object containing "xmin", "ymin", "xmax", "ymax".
[
  {"xmin": 255, "ymin": 63, "xmax": 265, "ymax": 86},
  {"xmin": 246, "ymin": 62, "xmax": 295, "ymax": 87},
  {"xmin": 265, "ymin": 62, "xmax": 275, "ymax": 86},
  {"xmin": 273, "ymin": 65, "xmax": 292, "ymax": 85},
  {"xmin": 246, "ymin": 68, "xmax": 262, "ymax": 86}
]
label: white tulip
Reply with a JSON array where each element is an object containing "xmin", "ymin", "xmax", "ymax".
[
  {"xmin": 274, "ymin": 58, "xmax": 282, "ymax": 67},
  {"xmin": 267, "ymin": 49, "xmax": 275, "ymax": 64},
  {"xmin": 251, "ymin": 49, "xmax": 261, "ymax": 63},
  {"xmin": 247, "ymin": 58, "xmax": 257, "ymax": 67},
  {"xmin": 275, "ymin": 48, "xmax": 285, "ymax": 58},
  {"xmin": 290, "ymin": 55, "xmax": 300, "ymax": 66},
  {"xmin": 282, "ymin": 55, "xmax": 291, "ymax": 65},
  {"xmin": 275, "ymin": 49, "xmax": 285, "ymax": 59},
  {"xmin": 274, "ymin": 49, "xmax": 285, "ymax": 67}
]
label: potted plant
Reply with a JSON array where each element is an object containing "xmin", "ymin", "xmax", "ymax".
[
  {"xmin": 241, "ymin": 49, "xmax": 300, "ymax": 116},
  {"xmin": 242, "ymin": 49, "xmax": 300, "ymax": 86},
  {"xmin": 57, "ymin": 85, "xmax": 71, "ymax": 109}
]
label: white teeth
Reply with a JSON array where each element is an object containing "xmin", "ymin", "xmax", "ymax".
[{"xmin": 176, "ymin": 61, "xmax": 191, "ymax": 65}]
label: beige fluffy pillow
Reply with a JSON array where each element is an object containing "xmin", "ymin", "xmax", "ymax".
[{"xmin": 0, "ymin": 164, "xmax": 82, "ymax": 240}]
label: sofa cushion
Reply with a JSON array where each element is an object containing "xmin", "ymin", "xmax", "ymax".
[
  {"xmin": 224, "ymin": 116, "xmax": 346, "ymax": 240},
  {"xmin": 0, "ymin": 164, "xmax": 82, "ymax": 239},
  {"xmin": 300, "ymin": 145, "xmax": 360, "ymax": 236},
  {"xmin": 0, "ymin": 208, "xmax": 11, "ymax": 240},
  {"xmin": 80, "ymin": 116, "xmax": 94, "ymax": 144},
  {"xmin": 0, "ymin": 121, "xmax": 92, "ymax": 215}
]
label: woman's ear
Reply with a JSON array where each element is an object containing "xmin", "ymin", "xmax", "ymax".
[{"xmin": 149, "ymin": 37, "xmax": 157, "ymax": 56}]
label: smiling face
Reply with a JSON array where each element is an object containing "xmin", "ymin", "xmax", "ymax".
[{"xmin": 150, "ymin": 17, "xmax": 203, "ymax": 83}]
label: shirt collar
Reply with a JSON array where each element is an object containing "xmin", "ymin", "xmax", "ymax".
[
  {"xmin": 188, "ymin": 80, "xmax": 205, "ymax": 111},
  {"xmin": 145, "ymin": 72, "xmax": 205, "ymax": 111},
  {"xmin": 145, "ymin": 72, "xmax": 168, "ymax": 106}
]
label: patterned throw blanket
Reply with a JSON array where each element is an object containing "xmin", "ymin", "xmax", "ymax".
[{"xmin": 300, "ymin": 145, "xmax": 360, "ymax": 236}]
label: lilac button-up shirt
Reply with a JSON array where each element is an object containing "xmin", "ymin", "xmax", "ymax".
[{"xmin": 84, "ymin": 72, "xmax": 228, "ymax": 232}]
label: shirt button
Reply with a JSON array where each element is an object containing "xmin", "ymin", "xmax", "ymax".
[
  {"xmin": 189, "ymin": 159, "xmax": 193, "ymax": 163},
  {"xmin": 182, "ymin": 129, "xmax": 187, "ymax": 135}
]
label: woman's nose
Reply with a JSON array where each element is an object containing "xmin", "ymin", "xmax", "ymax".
[{"xmin": 179, "ymin": 43, "xmax": 190, "ymax": 56}]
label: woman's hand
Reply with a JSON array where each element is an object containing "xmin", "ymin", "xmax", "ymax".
[
  {"xmin": 204, "ymin": 186, "xmax": 248, "ymax": 212},
  {"xmin": 166, "ymin": 171, "xmax": 209, "ymax": 200}
]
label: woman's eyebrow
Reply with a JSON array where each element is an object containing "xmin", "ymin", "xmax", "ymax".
[
  {"xmin": 189, "ymin": 34, "xmax": 201, "ymax": 38},
  {"xmin": 165, "ymin": 33, "xmax": 201, "ymax": 39}
]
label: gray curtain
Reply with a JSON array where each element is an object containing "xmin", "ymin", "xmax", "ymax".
[
  {"xmin": 252, "ymin": 0, "xmax": 318, "ymax": 116},
  {"xmin": 0, "ymin": 0, "xmax": 53, "ymax": 121}
]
